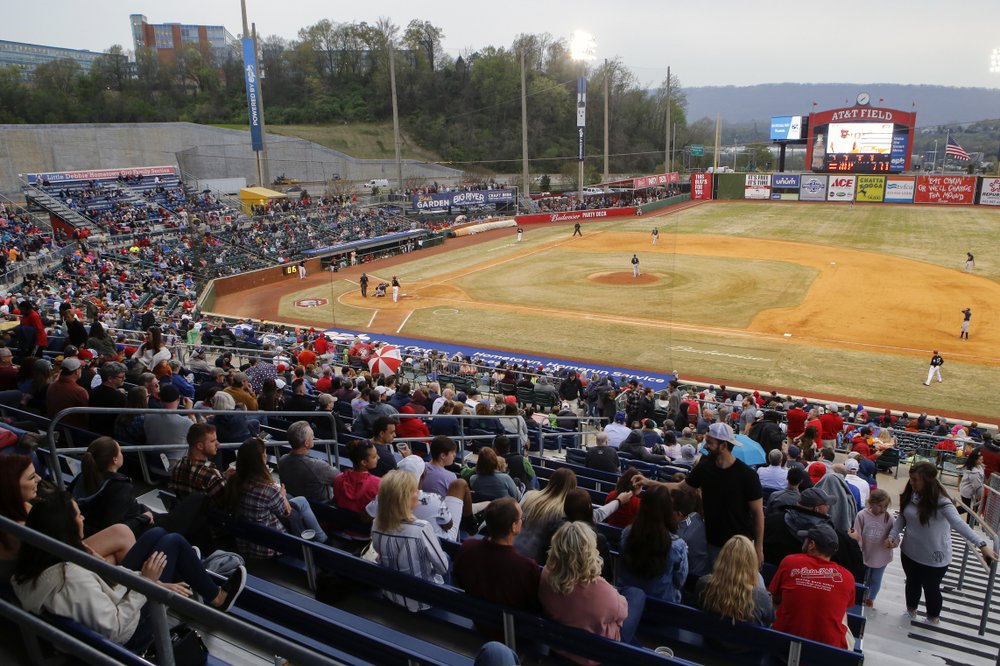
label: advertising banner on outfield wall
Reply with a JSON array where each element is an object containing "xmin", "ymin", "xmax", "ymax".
[
  {"xmin": 515, "ymin": 207, "xmax": 637, "ymax": 225},
  {"xmin": 884, "ymin": 176, "xmax": 915, "ymax": 202},
  {"xmin": 827, "ymin": 175, "xmax": 856, "ymax": 202},
  {"xmin": 771, "ymin": 174, "xmax": 800, "ymax": 200},
  {"xmin": 855, "ymin": 176, "xmax": 886, "ymax": 202},
  {"xmin": 799, "ymin": 175, "xmax": 828, "ymax": 201},
  {"xmin": 412, "ymin": 189, "xmax": 517, "ymax": 210},
  {"xmin": 979, "ymin": 177, "xmax": 1000, "ymax": 206},
  {"xmin": 744, "ymin": 174, "xmax": 772, "ymax": 200},
  {"xmin": 914, "ymin": 175, "xmax": 976, "ymax": 204},
  {"xmin": 691, "ymin": 173, "xmax": 713, "ymax": 200}
]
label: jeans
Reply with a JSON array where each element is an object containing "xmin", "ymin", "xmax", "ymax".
[
  {"xmin": 618, "ymin": 586, "xmax": 646, "ymax": 644},
  {"xmin": 288, "ymin": 496, "xmax": 328, "ymax": 542},
  {"xmin": 474, "ymin": 642, "xmax": 520, "ymax": 666},
  {"xmin": 122, "ymin": 527, "xmax": 220, "ymax": 601},
  {"xmin": 901, "ymin": 552, "xmax": 948, "ymax": 618},
  {"xmin": 865, "ymin": 565, "xmax": 887, "ymax": 601}
]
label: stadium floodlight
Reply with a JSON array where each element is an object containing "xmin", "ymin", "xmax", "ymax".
[
  {"xmin": 570, "ymin": 31, "xmax": 597, "ymax": 62},
  {"xmin": 991, "ymin": 48, "xmax": 1000, "ymax": 74}
]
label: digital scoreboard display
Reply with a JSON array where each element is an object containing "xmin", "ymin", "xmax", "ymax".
[{"xmin": 812, "ymin": 122, "xmax": 909, "ymax": 174}]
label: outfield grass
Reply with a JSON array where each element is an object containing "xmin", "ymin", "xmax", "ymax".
[{"xmin": 239, "ymin": 201, "xmax": 1000, "ymax": 419}]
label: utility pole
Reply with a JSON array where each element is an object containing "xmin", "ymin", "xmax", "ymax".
[
  {"xmin": 603, "ymin": 59, "xmax": 609, "ymax": 182},
  {"xmin": 664, "ymin": 66, "xmax": 671, "ymax": 172},
  {"xmin": 713, "ymin": 113, "xmax": 721, "ymax": 172},
  {"xmin": 389, "ymin": 43, "xmax": 403, "ymax": 193},
  {"xmin": 521, "ymin": 50, "xmax": 530, "ymax": 202}
]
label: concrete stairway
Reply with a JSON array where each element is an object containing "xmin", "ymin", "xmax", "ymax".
[
  {"xmin": 862, "ymin": 533, "xmax": 999, "ymax": 665},
  {"xmin": 22, "ymin": 184, "xmax": 93, "ymax": 230}
]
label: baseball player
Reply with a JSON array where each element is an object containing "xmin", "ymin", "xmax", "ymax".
[
  {"xmin": 359, "ymin": 273, "xmax": 369, "ymax": 297},
  {"xmin": 631, "ymin": 254, "xmax": 640, "ymax": 278},
  {"xmin": 924, "ymin": 351, "xmax": 944, "ymax": 385},
  {"xmin": 516, "ymin": 226, "xmax": 523, "ymax": 242},
  {"xmin": 572, "ymin": 222, "xmax": 582, "ymax": 237},
  {"xmin": 391, "ymin": 275, "xmax": 400, "ymax": 302},
  {"xmin": 297, "ymin": 262, "xmax": 306, "ymax": 280},
  {"xmin": 965, "ymin": 252, "xmax": 975, "ymax": 272},
  {"xmin": 961, "ymin": 308, "xmax": 971, "ymax": 340},
  {"xmin": 651, "ymin": 228, "xmax": 659, "ymax": 245}
]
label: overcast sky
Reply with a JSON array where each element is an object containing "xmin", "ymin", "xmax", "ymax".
[{"xmin": 5, "ymin": 0, "xmax": 1000, "ymax": 89}]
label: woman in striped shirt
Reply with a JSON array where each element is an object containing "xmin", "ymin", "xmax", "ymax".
[{"xmin": 371, "ymin": 470, "xmax": 450, "ymax": 611}]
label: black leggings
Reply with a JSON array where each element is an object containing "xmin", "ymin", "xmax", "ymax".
[{"xmin": 901, "ymin": 551, "xmax": 949, "ymax": 619}]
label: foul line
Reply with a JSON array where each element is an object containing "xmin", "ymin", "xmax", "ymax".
[
  {"xmin": 396, "ymin": 310, "xmax": 414, "ymax": 333},
  {"xmin": 367, "ymin": 310, "xmax": 378, "ymax": 327}
]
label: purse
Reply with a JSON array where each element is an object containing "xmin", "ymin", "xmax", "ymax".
[{"xmin": 146, "ymin": 623, "xmax": 209, "ymax": 666}]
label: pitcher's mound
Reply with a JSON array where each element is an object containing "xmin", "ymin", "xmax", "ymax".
[{"xmin": 589, "ymin": 271, "xmax": 661, "ymax": 286}]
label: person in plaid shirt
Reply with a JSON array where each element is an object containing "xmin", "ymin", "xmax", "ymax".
[{"xmin": 170, "ymin": 424, "xmax": 229, "ymax": 505}]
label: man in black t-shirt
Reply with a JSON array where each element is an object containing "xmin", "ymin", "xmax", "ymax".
[
  {"xmin": 585, "ymin": 433, "xmax": 620, "ymax": 473},
  {"xmin": 637, "ymin": 421, "xmax": 764, "ymax": 567}
]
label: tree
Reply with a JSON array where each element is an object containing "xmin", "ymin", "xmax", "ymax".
[
  {"xmin": 92, "ymin": 45, "xmax": 129, "ymax": 92},
  {"xmin": 402, "ymin": 20, "xmax": 443, "ymax": 71}
]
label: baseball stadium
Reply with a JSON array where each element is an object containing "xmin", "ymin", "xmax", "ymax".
[{"xmin": 3, "ymin": 7, "xmax": 1000, "ymax": 666}]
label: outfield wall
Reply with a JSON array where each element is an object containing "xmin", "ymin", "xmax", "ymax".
[{"xmin": 693, "ymin": 172, "xmax": 1000, "ymax": 206}]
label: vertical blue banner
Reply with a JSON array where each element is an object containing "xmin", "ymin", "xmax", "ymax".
[
  {"xmin": 576, "ymin": 76, "xmax": 586, "ymax": 161},
  {"xmin": 241, "ymin": 37, "xmax": 264, "ymax": 152}
]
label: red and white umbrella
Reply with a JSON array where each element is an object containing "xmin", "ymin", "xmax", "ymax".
[{"xmin": 368, "ymin": 344, "xmax": 403, "ymax": 376}]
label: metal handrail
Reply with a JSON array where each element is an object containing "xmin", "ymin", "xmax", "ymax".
[
  {"xmin": 953, "ymin": 487, "xmax": 999, "ymax": 635},
  {"xmin": 0, "ymin": 514, "xmax": 336, "ymax": 666},
  {"xmin": 46, "ymin": 408, "xmax": 341, "ymax": 491}
]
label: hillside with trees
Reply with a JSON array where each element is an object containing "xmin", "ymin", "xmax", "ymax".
[{"xmin": 0, "ymin": 19, "xmax": 684, "ymax": 178}]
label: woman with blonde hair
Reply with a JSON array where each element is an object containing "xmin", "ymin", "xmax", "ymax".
[
  {"xmin": 538, "ymin": 521, "xmax": 645, "ymax": 664},
  {"xmin": 696, "ymin": 535, "xmax": 774, "ymax": 625},
  {"xmin": 517, "ymin": 467, "xmax": 628, "ymax": 561},
  {"xmin": 371, "ymin": 469, "xmax": 450, "ymax": 612}
]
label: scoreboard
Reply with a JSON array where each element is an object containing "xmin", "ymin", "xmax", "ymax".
[{"xmin": 804, "ymin": 98, "xmax": 916, "ymax": 175}]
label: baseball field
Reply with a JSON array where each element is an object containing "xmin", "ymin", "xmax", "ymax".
[{"xmin": 211, "ymin": 201, "xmax": 1000, "ymax": 421}]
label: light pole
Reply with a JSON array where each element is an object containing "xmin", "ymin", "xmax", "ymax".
[
  {"xmin": 990, "ymin": 48, "xmax": 1000, "ymax": 175},
  {"xmin": 570, "ymin": 31, "xmax": 596, "ymax": 204}
]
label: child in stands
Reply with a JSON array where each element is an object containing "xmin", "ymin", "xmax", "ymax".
[{"xmin": 850, "ymin": 489, "xmax": 893, "ymax": 607}]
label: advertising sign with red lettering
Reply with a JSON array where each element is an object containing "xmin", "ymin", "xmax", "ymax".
[
  {"xmin": 744, "ymin": 174, "xmax": 772, "ymax": 200},
  {"xmin": 914, "ymin": 175, "xmax": 976, "ymax": 204},
  {"xmin": 515, "ymin": 207, "xmax": 637, "ymax": 225},
  {"xmin": 826, "ymin": 175, "xmax": 856, "ymax": 202},
  {"xmin": 691, "ymin": 173, "xmax": 713, "ymax": 200},
  {"xmin": 979, "ymin": 177, "xmax": 1000, "ymax": 206},
  {"xmin": 633, "ymin": 172, "xmax": 680, "ymax": 189}
]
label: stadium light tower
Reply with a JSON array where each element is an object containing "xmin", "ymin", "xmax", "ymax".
[
  {"xmin": 571, "ymin": 31, "xmax": 597, "ymax": 203},
  {"xmin": 991, "ymin": 49, "xmax": 1000, "ymax": 174}
]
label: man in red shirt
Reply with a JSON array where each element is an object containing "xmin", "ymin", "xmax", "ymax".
[
  {"xmin": 769, "ymin": 522, "xmax": 856, "ymax": 649},
  {"xmin": 46, "ymin": 357, "xmax": 89, "ymax": 428},
  {"xmin": 819, "ymin": 404, "xmax": 844, "ymax": 450},
  {"xmin": 785, "ymin": 401, "xmax": 807, "ymax": 440}
]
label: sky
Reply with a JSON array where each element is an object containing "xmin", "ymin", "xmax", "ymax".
[{"xmin": 4, "ymin": 0, "xmax": 1000, "ymax": 89}]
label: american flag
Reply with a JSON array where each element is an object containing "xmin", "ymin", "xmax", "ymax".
[{"xmin": 945, "ymin": 135, "xmax": 971, "ymax": 161}]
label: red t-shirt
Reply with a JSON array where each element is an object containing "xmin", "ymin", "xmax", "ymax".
[
  {"xmin": 819, "ymin": 412, "xmax": 843, "ymax": 441},
  {"xmin": 313, "ymin": 336, "xmax": 329, "ymax": 355},
  {"xmin": 786, "ymin": 408, "xmax": 807, "ymax": 439},
  {"xmin": 806, "ymin": 418, "xmax": 823, "ymax": 442},
  {"xmin": 769, "ymin": 552, "xmax": 855, "ymax": 649},
  {"xmin": 297, "ymin": 350, "xmax": 317, "ymax": 367},
  {"xmin": 604, "ymin": 489, "xmax": 641, "ymax": 528}
]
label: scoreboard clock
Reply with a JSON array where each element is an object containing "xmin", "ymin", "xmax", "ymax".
[{"xmin": 825, "ymin": 153, "xmax": 892, "ymax": 173}]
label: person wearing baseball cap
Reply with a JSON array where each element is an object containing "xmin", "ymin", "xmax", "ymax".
[
  {"xmin": 769, "ymin": 521, "xmax": 856, "ymax": 649},
  {"xmin": 635, "ymin": 420, "xmax": 765, "ymax": 568},
  {"xmin": 46, "ymin": 356, "xmax": 89, "ymax": 428},
  {"xmin": 365, "ymin": 454, "xmax": 463, "ymax": 541},
  {"xmin": 762, "ymin": 485, "xmax": 863, "ymax": 581},
  {"xmin": 843, "ymin": 458, "xmax": 869, "ymax": 506}
]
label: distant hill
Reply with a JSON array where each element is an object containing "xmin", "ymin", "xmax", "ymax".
[{"xmin": 684, "ymin": 84, "xmax": 1000, "ymax": 127}]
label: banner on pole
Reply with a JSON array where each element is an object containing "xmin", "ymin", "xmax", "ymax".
[{"xmin": 242, "ymin": 37, "xmax": 264, "ymax": 152}]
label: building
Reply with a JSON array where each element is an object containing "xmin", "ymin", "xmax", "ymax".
[
  {"xmin": 0, "ymin": 40, "xmax": 115, "ymax": 79},
  {"xmin": 130, "ymin": 14, "xmax": 237, "ymax": 65}
]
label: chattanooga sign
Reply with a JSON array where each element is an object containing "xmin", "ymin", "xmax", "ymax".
[{"xmin": 412, "ymin": 189, "xmax": 517, "ymax": 210}]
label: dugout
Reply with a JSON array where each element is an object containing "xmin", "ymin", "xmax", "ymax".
[
  {"xmin": 239, "ymin": 186, "xmax": 288, "ymax": 214},
  {"xmin": 305, "ymin": 229, "xmax": 433, "ymax": 271}
]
